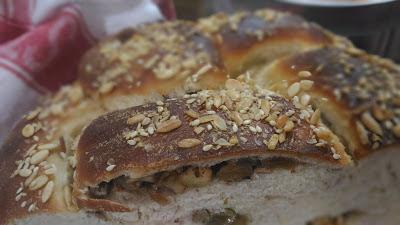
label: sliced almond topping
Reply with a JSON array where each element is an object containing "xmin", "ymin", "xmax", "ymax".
[
  {"xmin": 194, "ymin": 126, "xmax": 205, "ymax": 134},
  {"xmin": 310, "ymin": 109, "xmax": 321, "ymax": 125},
  {"xmin": 29, "ymin": 175, "xmax": 48, "ymax": 191},
  {"xmin": 211, "ymin": 115, "xmax": 227, "ymax": 131},
  {"xmin": 267, "ymin": 134, "xmax": 279, "ymax": 150},
  {"xmin": 41, "ymin": 181, "xmax": 54, "ymax": 203},
  {"xmin": 283, "ymin": 120, "xmax": 295, "ymax": 132},
  {"xmin": 30, "ymin": 150, "xmax": 49, "ymax": 165},
  {"xmin": 157, "ymin": 119, "xmax": 182, "ymax": 133},
  {"xmin": 185, "ymin": 109, "xmax": 200, "ymax": 118},
  {"xmin": 22, "ymin": 124, "xmax": 35, "ymax": 138},
  {"xmin": 276, "ymin": 115, "xmax": 288, "ymax": 129},
  {"xmin": 214, "ymin": 138, "xmax": 231, "ymax": 146},
  {"xmin": 288, "ymin": 82, "xmax": 300, "ymax": 97},
  {"xmin": 178, "ymin": 138, "xmax": 201, "ymax": 148},
  {"xmin": 202, "ymin": 144, "xmax": 213, "ymax": 152},
  {"xmin": 127, "ymin": 114, "xmax": 146, "ymax": 125},
  {"xmin": 361, "ymin": 112, "xmax": 383, "ymax": 135}
]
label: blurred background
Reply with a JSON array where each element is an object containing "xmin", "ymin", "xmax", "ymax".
[{"xmin": 173, "ymin": 0, "xmax": 400, "ymax": 62}]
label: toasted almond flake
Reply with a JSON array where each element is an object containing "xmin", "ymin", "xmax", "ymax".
[
  {"xmin": 276, "ymin": 115, "xmax": 288, "ymax": 129},
  {"xmin": 99, "ymin": 82, "xmax": 115, "ymax": 94},
  {"xmin": 298, "ymin": 70, "xmax": 312, "ymax": 78},
  {"xmin": 278, "ymin": 132, "xmax": 286, "ymax": 143},
  {"xmin": 288, "ymin": 82, "xmax": 300, "ymax": 97},
  {"xmin": 230, "ymin": 111, "xmax": 243, "ymax": 125},
  {"xmin": 29, "ymin": 175, "xmax": 48, "ymax": 191},
  {"xmin": 190, "ymin": 119, "xmax": 200, "ymax": 126},
  {"xmin": 392, "ymin": 124, "xmax": 400, "ymax": 137},
  {"xmin": 127, "ymin": 114, "xmax": 145, "ymax": 125},
  {"xmin": 310, "ymin": 109, "xmax": 321, "ymax": 125},
  {"xmin": 229, "ymin": 136, "xmax": 238, "ymax": 145},
  {"xmin": 214, "ymin": 138, "xmax": 231, "ymax": 146},
  {"xmin": 178, "ymin": 138, "xmax": 201, "ymax": 148},
  {"xmin": 185, "ymin": 110, "xmax": 199, "ymax": 118},
  {"xmin": 267, "ymin": 134, "xmax": 279, "ymax": 150},
  {"xmin": 142, "ymin": 117, "xmax": 151, "ymax": 126},
  {"xmin": 194, "ymin": 126, "xmax": 205, "ymax": 134},
  {"xmin": 300, "ymin": 80, "xmax": 314, "ymax": 90},
  {"xmin": 41, "ymin": 181, "xmax": 54, "ymax": 203},
  {"xmin": 202, "ymin": 144, "xmax": 213, "ymax": 152},
  {"xmin": 211, "ymin": 115, "xmax": 227, "ymax": 131},
  {"xmin": 18, "ymin": 168, "xmax": 32, "ymax": 177},
  {"xmin": 106, "ymin": 164, "xmax": 116, "ymax": 172},
  {"xmin": 157, "ymin": 119, "xmax": 182, "ymax": 133},
  {"xmin": 356, "ymin": 121, "xmax": 369, "ymax": 145},
  {"xmin": 283, "ymin": 120, "xmax": 295, "ymax": 132},
  {"xmin": 361, "ymin": 112, "xmax": 383, "ymax": 135},
  {"xmin": 22, "ymin": 124, "xmax": 35, "ymax": 138},
  {"xmin": 30, "ymin": 150, "xmax": 49, "ymax": 165},
  {"xmin": 38, "ymin": 142, "xmax": 59, "ymax": 151}
]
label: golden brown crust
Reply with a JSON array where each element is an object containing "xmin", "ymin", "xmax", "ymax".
[
  {"xmin": 75, "ymin": 79, "xmax": 351, "ymax": 189},
  {"xmin": 257, "ymin": 47, "xmax": 400, "ymax": 159}
]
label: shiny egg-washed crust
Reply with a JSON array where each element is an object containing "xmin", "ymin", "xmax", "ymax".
[
  {"xmin": 0, "ymin": 8, "xmax": 389, "ymax": 225},
  {"xmin": 256, "ymin": 47, "xmax": 400, "ymax": 159},
  {"xmin": 76, "ymin": 97, "xmax": 348, "ymax": 187},
  {"xmin": 77, "ymin": 9, "xmax": 346, "ymax": 100}
]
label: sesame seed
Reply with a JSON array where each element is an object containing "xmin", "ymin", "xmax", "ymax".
[
  {"xmin": 361, "ymin": 112, "xmax": 383, "ymax": 135},
  {"xmin": 41, "ymin": 181, "xmax": 54, "ymax": 203},
  {"xmin": 300, "ymin": 80, "xmax": 314, "ymax": 90},
  {"xmin": 190, "ymin": 119, "xmax": 200, "ymax": 126},
  {"xmin": 207, "ymin": 124, "xmax": 213, "ymax": 130},
  {"xmin": 267, "ymin": 134, "xmax": 279, "ymax": 150},
  {"xmin": 333, "ymin": 153, "xmax": 341, "ymax": 160},
  {"xmin": 249, "ymin": 126, "xmax": 257, "ymax": 133},
  {"xmin": 243, "ymin": 119, "xmax": 251, "ymax": 125},
  {"xmin": 30, "ymin": 150, "xmax": 49, "ymax": 165},
  {"xmin": 298, "ymin": 70, "xmax": 312, "ymax": 78},
  {"xmin": 232, "ymin": 123, "xmax": 238, "ymax": 132},
  {"xmin": 29, "ymin": 175, "xmax": 49, "ymax": 191},
  {"xmin": 127, "ymin": 139, "xmax": 137, "ymax": 146},
  {"xmin": 106, "ymin": 164, "xmax": 116, "ymax": 172}
]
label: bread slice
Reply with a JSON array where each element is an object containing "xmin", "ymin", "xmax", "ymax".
[{"xmin": 0, "ymin": 8, "xmax": 399, "ymax": 225}]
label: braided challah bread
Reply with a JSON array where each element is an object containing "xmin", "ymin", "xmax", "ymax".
[{"xmin": 1, "ymin": 9, "xmax": 399, "ymax": 225}]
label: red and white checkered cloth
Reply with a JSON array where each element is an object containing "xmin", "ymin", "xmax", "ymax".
[{"xmin": 0, "ymin": 0, "xmax": 175, "ymax": 143}]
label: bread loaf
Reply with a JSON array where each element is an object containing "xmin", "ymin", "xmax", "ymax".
[{"xmin": 0, "ymin": 9, "xmax": 399, "ymax": 225}]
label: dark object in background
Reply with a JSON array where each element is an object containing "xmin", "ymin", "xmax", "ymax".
[{"xmin": 173, "ymin": 0, "xmax": 400, "ymax": 62}]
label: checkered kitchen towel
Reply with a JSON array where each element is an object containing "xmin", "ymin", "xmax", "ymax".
[{"xmin": 0, "ymin": 0, "xmax": 175, "ymax": 144}]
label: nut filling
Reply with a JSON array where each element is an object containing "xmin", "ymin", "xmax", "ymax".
[{"xmin": 87, "ymin": 157, "xmax": 299, "ymax": 205}]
